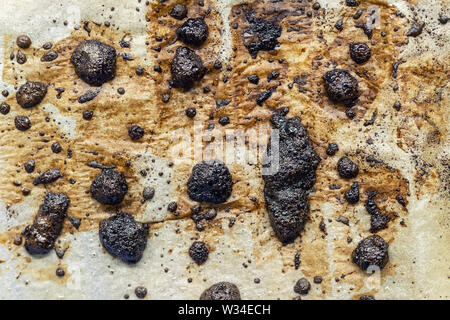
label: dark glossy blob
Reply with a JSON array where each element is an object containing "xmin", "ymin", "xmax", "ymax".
[
  {"xmin": 352, "ymin": 235, "xmax": 389, "ymax": 271},
  {"xmin": 16, "ymin": 81, "xmax": 47, "ymax": 108},
  {"xmin": 33, "ymin": 169, "xmax": 62, "ymax": 185},
  {"xmin": 200, "ymin": 282, "xmax": 241, "ymax": 300},
  {"xmin": 242, "ymin": 11, "xmax": 282, "ymax": 58},
  {"xmin": 15, "ymin": 116, "xmax": 31, "ymax": 131},
  {"xmin": 294, "ymin": 278, "xmax": 311, "ymax": 295},
  {"xmin": 323, "ymin": 69, "xmax": 359, "ymax": 106},
  {"xmin": 90, "ymin": 169, "xmax": 128, "ymax": 205},
  {"xmin": 170, "ymin": 4, "xmax": 188, "ymax": 20},
  {"xmin": 337, "ymin": 157, "xmax": 359, "ymax": 179},
  {"xmin": 71, "ymin": 40, "xmax": 116, "ymax": 86},
  {"xmin": 176, "ymin": 18, "xmax": 209, "ymax": 46},
  {"xmin": 16, "ymin": 35, "xmax": 31, "ymax": 48},
  {"xmin": 326, "ymin": 142, "xmax": 339, "ymax": 156},
  {"xmin": 23, "ymin": 193, "xmax": 70, "ymax": 255},
  {"xmin": 189, "ymin": 241, "xmax": 209, "ymax": 265},
  {"xmin": 262, "ymin": 114, "xmax": 321, "ymax": 243},
  {"xmin": 171, "ymin": 46, "xmax": 206, "ymax": 89},
  {"xmin": 345, "ymin": 181, "xmax": 360, "ymax": 204},
  {"xmin": 349, "ymin": 42, "xmax": 371, "ymax": 64},
  {"xmin": 99, "ymin": 212, "xmax": 149, "ymax": 264},
  {"xmin": 128, "ymin": 125, "xmax": 145, "ymax": 140},
  {"xmin": 406, "ymin": 22, "xmax": 425, "ymax": 37},
  {"xmin": 187, "ymin": 159, "xmax": 233, "ymax": 203}
]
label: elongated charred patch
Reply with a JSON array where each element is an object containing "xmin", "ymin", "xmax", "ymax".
[
  {"xmin": 23, "ymin": 193, "xmax": 70, "ymax": 255},
  {"xmin": 99, "ymin": 212, "xmax": 149, "ymax": 264},
  {"xmin": 262, "ymin": 114, "xmax": 320, "ymax": 243}
]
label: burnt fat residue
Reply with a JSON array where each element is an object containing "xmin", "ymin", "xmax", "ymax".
[
  {"xmin": 33, "ymin": 169, "xmax": 63, "ymax": 185},
  {"xmin": 345, "ymin": 181, "xmax": 360, "ymax": 204},
  {"xmin": 23, "ymin": 193, "xmax": 70, "ymax": 255},
  {"xmin": 242, "ymin": 10, "xmax": 282, "ymax": 58},
  {"xmin": 41, "ymin": 50, "xmax": 58, "ymax": 62},
  {"xmin": 71, "ymin": 40, "xmax": 116, "ymax": 86},
  {"xmin": 188, "ymin": 241, "xmax": 209, "ymax": 265},
  {"xmin": 176, "ymin": 18, "xmax": 209, "ymax": 46},
  {"xmin": 90, "ymin": 169, "xmax": 128, "ymax": 205},
  {"xmin": 349, "ymin": 42, "xmax": 371, "ymax": 64},
  {"xmin": 171, "ymin": 46, "xmax": 206, "ymax": 89},
  {"xmin": 262, "ymin": 114, "xmax": 321, "ymax": 243},
  {"xmin": 187, "ymin": 159, "xmax": 233, "ymax": 204},
  {"xmin": 200, "ymin": 282, "xmax": 241, "ymax": 300},
  {"xmin": 337, "ymin": 157, "xmax": 359, "ymax": 179},
  {"xmin": 78, "ymin": 89, "xmax": 100, "ymax": 104},
  {"xmin": 99, "ymin": 212, "xmax": 149, "ymax": 264},
  {"xmin": 86, "ymin": 160, "xmax": 116, "ymax": 170},
  {"xmin": 16, "ymin": 81, "xmax": 47, "ymax": 108},
  {"xmin": 366, "ymin": 193, "xmax": 390, "ymax": 233},
  {"xmin": 406, "ymin": 22, "xmax": 425, "ymax": 37},
  {"xmin": 352, "ymin": 235, "xmax": 389, "ymax": 271},
  {"xmin": 323, "ymin": 69, "xmax": 359, "ymax": 107}
]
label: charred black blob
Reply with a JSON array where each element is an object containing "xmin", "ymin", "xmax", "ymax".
[
  {"xmin": 90, "ymin": 169, "xmax": 128, "ymax": 205},
  {"xmin": 71, "ymin": 40, "xmax": 117, "ymax": 86},
  {"xmin": 23, "ymin": 193, "xmax": 70, "ymax": 255},
  {"xmin": 337, "ymin": 157, "xmax": 359, "ymax": 179},
  {"xmin": 349, "ymin": 42, "xmax": 371, "ymax": 64},
  {"xmin": 352, "ymin": 235, "xmax": 389, "ymax": 271},
  {"xmin": 242, "ymin": 11, "xmax": 282, "ymax": 58},
  {"xmin": 323, "ymin": 69, "xmax": 359, "ymax": 106},
  {"xmin": 170, "ymin": 4, "xmax": 188, "ymax": 20},
  {"xmin": 16, "ymin": 81, "xmax": 47, "ymax": 108},
  {"xmin": 189, "ymin": 241, "xmax": 209, "ymax": 265},
  {"xmin": 262, "ymin": 114, "xmax": 321, "ymax": 243},
  {"xmin": 200, "ymin": 282, "xmax": 241, "ymax": 300},
  {"xmin": 366, "ymin": 195, "xmax": 390, "ymax": 233},
  {"xmin": 99, "ymin": 212, "xmax": 149, "ymax": 264},
  {"xmin": 187, "ymin": 159, "xmax": 233, "ymax": 203},
  {"xmin": 176, "ymin": 18, "xmax": 209, "ymax": 46},
  {"xmin": 171, "ymin": 46, "xmax": 206, "ymax": 89}
]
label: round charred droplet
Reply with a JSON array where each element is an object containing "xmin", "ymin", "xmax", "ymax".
[
  {"xmin": 294, "ymin": 278, "xmax": 311, "ymax": 295},
  {"xmin": 16, "ymin": 81, "xmax": 48, "ymax": 108},
  {"xmin": 135, "ymin": 286, "xmax": 147, "ymax": 299},
  {"xmin": 326, "ymin": 142, "xmax": 339, "ymax": 156},
  {"xmin": 128, "ymin": 125, "xmax": 144, "ymax": 140},
  {"xmin": 200, "ymin": 282, "xmax": 241, "ymax": 300},
  {"xmin": 345, "ymin": 181, "xmax": 360, "ymax": 203},
  {"xmin": 189, "ymin": 241, "xmax": 209, "ymax": 265},
  {"xmin": 90, "ymin": 169, "xmax": 128, "ymax": 205},
  {"xmin": 142, "ymin": 186, "xmax": 155, "ymax": 201},
  {"xmin": 41, "ymin": 50, "xmax": 58, "ymax": 62},
  {"xmin": 56, "ymin": 268, "xmax": 65, "ymax": 277},
  {"xmin": 176, "ymin": 18, "xmax": 209, "ymax": 46},
  {"xmin": 352, "ymin": 235, "xmax": 389, "ymax": 271},
  {"xmin": 83, "ymin": 110, "xmax": 93, "ymax": 120},
  {"xmin": 16, "ymin": 50, "xmax": 27, "ymax": 64},
  {"xmin": 16, "ymin": 35, "xmax": 31, "ymax": 49},
  {"xmin": 99, "ymin": 212, "xmax": 149, "ymax": 264},
  {"xmin": 15, "ymin": 115, "xmax": 31, "ymax": 131},
  {"xmin": 349, "ymin": 42, "xmax": 371, "ymax": 64},
  {"xmin": 71, "ymin": 40, "xmax": 116, "ymax": 86},
  {"xmin": 13, "ymin": 235, "xmax": 22, "ymax": 246},
  {"xmin": 171, "ymin": 46, "xmax": 206, "ymax": 89},
  {"xmin": 337, "ymin": 157, "xmax": 359, "ymax": 179},
  {"xmin": 185, "ymin": 107, "xmax": 197, "ymax": 118},
  {"xmin": 0, "ymin": 102, "xmax": 11, "ymax": 115},
  {"xmin": 323, "ymin": 69, "xmax": 359, "ymax": 106},
  {"xmin": 170, "ymin": 4, "xmax": 188, "ymax": 20},
  {"xmin": 219, "ymin": 116, "xmax": 230, "ymax": 126},
  {"xmin": 167, "ymin": 201, "xmax": 178, "ymax": 212},
  {"xmin": 187, "ymin": 159, "xmax": 233, "ymax": 204},
  {"xmin": 242, "ymin": 12, "xmax": 282, "ymax": 58},
  {"xmin": 51, "ymin": 142, "xmax": 62, "ymax": 154}
]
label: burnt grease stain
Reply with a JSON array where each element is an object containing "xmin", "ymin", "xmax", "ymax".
[
  {"xmin": 71, "ymin": 40, "xmax": 116, "ymax": 86},
  {"xmin": 23, "ymin": 193, "xmax": 70, "ymax": 255},
  {"xmin": 90, "ymin": 169, "xmax": 128, "ymax": 205},
  {"xmin": 242, "ymin": 10, "xmax": 282, "ymax": 58},
  {"xmin": 352, "ymin": 235, "xmax": 389, "ymax": 271},
  {"xmin": 262, "ymin": 114, "xmax": 320, "ymax": 243},
  {"xmin": 99, "ymin": 212, "xmax": 149, "ymax": 264},
  {"xmin": 200, "ymin": 282, "xmax": 241, "ymax": 300}
]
